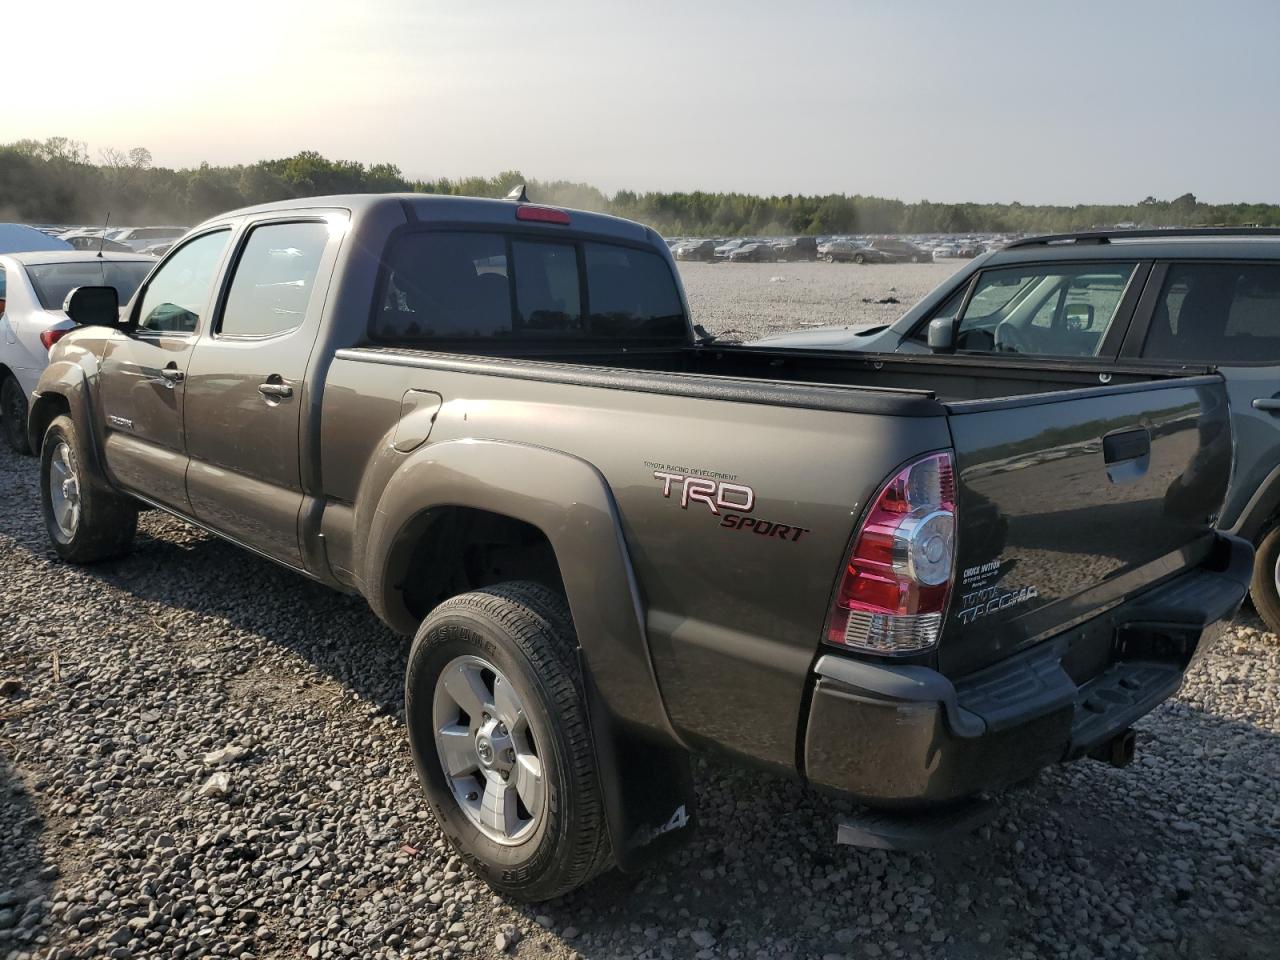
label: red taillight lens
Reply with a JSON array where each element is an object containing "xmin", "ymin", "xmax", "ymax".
[
  {"xmin": 825, "ymin": 451, "xmax": 957, "ymax": 655},
  {"xmin": 40, "ymin": 328, "xmax": 69, "ymax": 350},
  {"xmin": 515, "ymin": 205, "xmax": 571, "ymax": 225}
]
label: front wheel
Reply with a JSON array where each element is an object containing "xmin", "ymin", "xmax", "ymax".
[
  {"xmin": 1250, "ymin": 526, "xmax": 1280, "ymax": 634},
  {"xmin": 1, "ymin": 374, "xmax": 31, "ymax": 455},
  {"xmin": 405, "ymin": 582, "xmax": 613, "ymax": 901},
  {"xmin": 824, "ymin": 253, "xmax": 834, "ymax": 263},
  {"xmin": 40, "ymin": 415, "xmax": 137, "ymax": 563},
  {"xmin": 853, "ymin": 253, "xmax": 866, "ymax": 264}
]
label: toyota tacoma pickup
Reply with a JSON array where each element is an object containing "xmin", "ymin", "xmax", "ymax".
[{"xmin": 31, "ymin": 194, "xmax": 1251, "ymax": 901}]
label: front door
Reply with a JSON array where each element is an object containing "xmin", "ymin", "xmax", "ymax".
[
  {"xmin": 98, "ymin": 229, "xmax": 233, "ymax": 511},
  {"xmin": 182, "ymin": 217, "xmax": 338, "ymax": 568}
]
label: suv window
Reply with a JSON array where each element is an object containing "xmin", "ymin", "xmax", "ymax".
[
  {"xmin": 136, "ymin": 230, "xmax": 230, "ymax": 334},
  {"xmin": 947, "ymin": 262, "xmax": 1137, "ymax": 357},
  {"xmin": 1143, "ymin": 263, "xmax": 1280, "ymax": 364},
  {"xmin": 373, "ymin": 231, "xmax": 686, "ymax": 342},
  {"xmin": 220, "ymin": 221, "xmax": 329, "ymax": 338}
]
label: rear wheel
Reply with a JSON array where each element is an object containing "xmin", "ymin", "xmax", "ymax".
[
  {"xmin": 1250, "ymin": 526, "xmax": 1280, "ymax": 635},
  {"xmin": 405, "ymin": 582, "xmax": 613, "ymax": 901},
  {"xmin": 39, "ymin": 415, "xmax": 137, "ymax": 563},
  {"xmin": 824, "ymin": 253, "xmax": 835, "ymax": 263},
  {"xmin": 854, "ymin": 253, "xmax": 867, "ymax": 264},
  {"xmin": 1, "ymin": 374, "xmax": 31, "ymax": 455}
]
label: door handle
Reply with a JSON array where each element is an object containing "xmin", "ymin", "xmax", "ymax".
[
  {"xmin": 1103, "ymin": 428, "xmax": 1150, "ymax": 464},
  {"xmin": 157, "ymin": 365, "xmax": 184, "ymax": 386},
  {"xmin": 258, "ymin": 376, "xmax": 293, "ymax": 399},
  {"xmin": 1252, "ymin": 397, "xmax": 1280, "ymax": 414}
]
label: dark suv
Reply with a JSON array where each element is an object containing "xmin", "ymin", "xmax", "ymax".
[{"xmin": 753, "ymin": 228, "xmax": 1280, "ymax": 631}]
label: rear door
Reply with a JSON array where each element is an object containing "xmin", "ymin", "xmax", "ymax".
[
  {"xmin": 183, "ymin": 216, "xmax": 342, "ymax": 567},
  {"xmin": 98, "ymin": 228, "xmax": 233, "ymax": 511},
  {"xmin": 1121, "ymin": 260, "xmax": 1280, "ymax": 534},
  {"xmin": 941, "ymin": 374, "xmax": 1232, "ymax": 676}
]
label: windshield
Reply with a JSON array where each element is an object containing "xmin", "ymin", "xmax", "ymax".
[{"xmin": 26, "ymin": 260, "xmax": 154, "ymax": 311}]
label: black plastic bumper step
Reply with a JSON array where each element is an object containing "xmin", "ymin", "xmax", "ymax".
[
  {"xmin": 836, "ymin": 798, "xmax": 995, "ymax": 851},
  {"xmin": 1068, "ymin": 660, "xmax": 1182, "ymax": 756}
]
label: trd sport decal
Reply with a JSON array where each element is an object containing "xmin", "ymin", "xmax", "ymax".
[{"xmin": 648, "ymin": 466, "xmax": 810, "ymax": 542}]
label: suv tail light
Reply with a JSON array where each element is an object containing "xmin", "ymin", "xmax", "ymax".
[
  {"xmin": 40, "ymin": 328, "xmax": 69, "ymax": 350},
  {"xmin": 825, "ymin": 451, "xmax": 956, "ymax": 655}
]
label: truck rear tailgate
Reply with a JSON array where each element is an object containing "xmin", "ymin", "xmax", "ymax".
[{"xmin": 941, "ymin": 374, "xmax": 1232, "ymax": 677}]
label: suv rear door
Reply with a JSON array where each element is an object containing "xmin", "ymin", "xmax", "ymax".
[{"xmin": 1121, "ymin": 259, "xmax": 1280, "ymax": 533}]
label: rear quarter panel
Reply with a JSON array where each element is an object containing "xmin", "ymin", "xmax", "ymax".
[{"xmin": 320, "ymin": 356, "xmax": 952, "ymax": 771}]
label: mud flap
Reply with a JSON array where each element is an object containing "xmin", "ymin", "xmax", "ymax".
[{"xmin": 581, "ymin": 662, "xmax": 697, "ymax": 872}]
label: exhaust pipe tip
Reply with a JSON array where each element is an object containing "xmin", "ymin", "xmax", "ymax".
[{"xmin": 1088, "ymin": 728, "xmax": 1136, "ymax": 768}]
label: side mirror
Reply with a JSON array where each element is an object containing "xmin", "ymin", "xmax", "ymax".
[
  {"xmin": 927, "ymin": 317, "xmax": 956, "ymax": 351},
  {"xmin": 1064, "ymin": 303, "xmax": 1095, "ymax": 331},
  {"xmin": 64, "ymin": 286, "xmax": 121, "ymax": 327}
]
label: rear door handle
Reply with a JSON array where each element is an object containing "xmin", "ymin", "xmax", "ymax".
[{"xmin": 1252, "ymin": 397, "xmax": 1280, "ymax": 413}]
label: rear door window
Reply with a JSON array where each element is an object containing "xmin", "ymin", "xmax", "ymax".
[
  {"xmin": 949, "ymin": 262, "xmax": 1137, "ymax": 356},
  {"xmin": 1142, "ymin": 263, "xmax": 1280, "ymax": 364}
]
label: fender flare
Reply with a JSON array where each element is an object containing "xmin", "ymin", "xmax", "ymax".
[
  {"xmin": 28, "ymin": 361, "xmax": 106, "ymax": 478},
  {"xmin": 1227, "ymin": 462, "xmax": 1280, "ymax": 545},
  {"xmin": 362, "ymin": 438, "xmax": 679, "ymax": 746}
]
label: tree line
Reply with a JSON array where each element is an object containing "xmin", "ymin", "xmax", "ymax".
[{"xmin": 3, "ymin": 137, "xmax": 1278, "ymax": 237}]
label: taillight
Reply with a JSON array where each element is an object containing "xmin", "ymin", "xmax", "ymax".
[
  {"xmin": 40, "ymin": 328, "xmax": 69, "ymax": 350},
  {"xmin": 825, "ymin": 451, "xmax": 956, "ymax": 655},
  {"xmin": 515, "ymin": 205, "xmax": 571, "ymax": 225}
]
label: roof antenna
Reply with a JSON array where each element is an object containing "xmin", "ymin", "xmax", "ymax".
[
  {"xmin": 96, "ymin": 211, "xmax": 111, "ymax": 259},
  {"xmin": 505, "ymin": 184, "xmax": 529, "ymax": 203}
]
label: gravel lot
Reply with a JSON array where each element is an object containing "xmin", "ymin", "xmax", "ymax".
[
  {"xmin": 2, "ymin": 262, "xmax": 1279, "ymax": 960},
  {"xmin": 675, "ymin": 261, "xmax": 965, "ymax": 341}
]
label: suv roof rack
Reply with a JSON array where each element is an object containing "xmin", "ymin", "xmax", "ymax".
[{"xmin": 1004, "ymin": 227, "xmax": 1280, "ymax": 250}]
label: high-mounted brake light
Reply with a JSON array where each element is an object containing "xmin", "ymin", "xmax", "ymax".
[
  {"xmin": 515, "ymin": 205, "xmax": 571, "ymax": 225},
  {"xmin": 40, "ymin": 328, "xmax": 69, "ymax": 350},
  {"xmin": 825, "ymin": 451, "xmax": 956, "ymax": 655}
]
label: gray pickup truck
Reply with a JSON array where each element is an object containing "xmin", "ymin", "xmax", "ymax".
[{"xmin": 32, "ymin": 194, "xmax": 1250, "ymax": 901}]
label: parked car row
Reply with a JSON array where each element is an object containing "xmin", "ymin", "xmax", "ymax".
[
  {"xmin": 45, "ymin": 223, "xmax": 188, "ymax": 255},
  {"xmin": 669, "ymin": 233, "xmax": 1006, "ymax": 264}
]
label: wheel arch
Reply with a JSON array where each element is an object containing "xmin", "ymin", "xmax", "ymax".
[
  {"xmin": 28, "ymin": 360, "xmax": 100, "ymax": 465},
  {"xmin": 1226, "ymin": 463, "xmax": 1280, "ymax": 545},
  {"xmin": 362, "ymin": 438, "xmax": 679, "ymax": 746}
]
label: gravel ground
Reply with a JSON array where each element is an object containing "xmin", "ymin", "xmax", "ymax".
[
  {"xmin": 675, "ymin": 261, "xmax": 966, "ymax": 341},
  {"xmin": 2, "ymin": 262, "xmax": 1279, "ymax": 959}
]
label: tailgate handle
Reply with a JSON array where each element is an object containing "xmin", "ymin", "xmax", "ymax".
[{"xmin": 1103, "ymin": 428, "xmax": 1150, "ymax": 464}]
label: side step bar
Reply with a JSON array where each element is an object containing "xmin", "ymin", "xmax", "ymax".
[{"xmin": 836, "ymin": 798, "xmax": 995, "ymax": 851}]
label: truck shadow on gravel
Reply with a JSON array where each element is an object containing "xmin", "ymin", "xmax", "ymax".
[
  {"xmin": 46, "ymin": 512, "xmax": 1280, "ymax": 959},
  {"xmin": 0, "ymin": 754, "xmax": 55, "ymax": 953}
]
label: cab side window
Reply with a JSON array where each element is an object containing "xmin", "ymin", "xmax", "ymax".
[
  {"xmin": 219, "ymin": 222, "xmax": 330, "ymax": 338},
  {"xmin": 136, "ymin": 231, "xmax": 231, "ymax": 333}
]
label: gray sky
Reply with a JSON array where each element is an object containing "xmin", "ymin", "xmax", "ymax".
[{"xmin": 10, "ymin": 0, "xmax": 1279, "ymax": 204}]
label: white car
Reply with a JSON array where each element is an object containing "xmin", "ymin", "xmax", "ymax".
[
  {"xmin": 0, "ymin": 251, "xmax": 154, "ymax": 452},
  {"xmin": 112, "ymin": 226, "xmax": 188, "ymax": 252}
]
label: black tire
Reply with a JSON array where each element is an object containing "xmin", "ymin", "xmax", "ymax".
[
  {"xmin": 1, "ymin": 374, "xmax": 31, "ymax": 455},
  {"xmin": 39, "ymin": 415, "xmax": 137, "ymax": 563},
  {"xmin": 824, "ymin": 253, "xmax": 835, "ymax": 263},
  {"xmin": 405, "ymin": 581, "xmax": 613, "ymax": 901},
  {"xmin": 1250, "ymin": 526, "xmax": 1280, "ymax": 635},
  {"xmin": 854, "ymin": 253, "xmax": 866, "ymax": 264}
]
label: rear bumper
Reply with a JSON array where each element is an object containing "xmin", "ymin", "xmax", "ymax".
[{"xmin": 803, "ymin": 533, "xmax": 1252, "ymax": 807}]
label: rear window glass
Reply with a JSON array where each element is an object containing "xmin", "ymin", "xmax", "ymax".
[
  {"xmin": 373, "ymin": 231, "xmax": 686, "ymax": 342},
  {"xmin": 26, "ymin": 260, "xmax": 154, "ymax": 310},
  {"xmin": 1144, "ymin": 263, "xmax": 1280, "ymax": 364}
]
